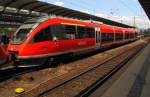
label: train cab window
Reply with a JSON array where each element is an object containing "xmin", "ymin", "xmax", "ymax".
[
  {"xmin": 63, "ymin": 25, "xmax": 76, "ymax": 39},
  {"xmin": 11, "ymin": 28, "xmax": 32, "ymax": 44},
  {"xmin": 33, "ymin": 26, "xmax": 52, "ymax": 43}
]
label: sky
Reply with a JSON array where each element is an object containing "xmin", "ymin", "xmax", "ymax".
[{"xmin": 39, "ymin": 0, "xmax": 150, "ymax": 29}]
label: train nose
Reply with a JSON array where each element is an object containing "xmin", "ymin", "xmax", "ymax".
[{"xmin": 8, "ymin": 46, "xmax": 18, "ymax": 59}]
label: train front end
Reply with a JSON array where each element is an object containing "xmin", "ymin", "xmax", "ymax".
[{"xmin": 7, "ymin": 18, "xmax": 47, "ymax": 67}]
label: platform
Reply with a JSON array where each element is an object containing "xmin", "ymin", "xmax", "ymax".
[{"xmin": 89, "ymin": 43, "xmax": 150, "ymax": 97}]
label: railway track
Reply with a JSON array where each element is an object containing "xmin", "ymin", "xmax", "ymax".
[
  {"xmin": 77, "ymin": 44, "xmax": 145, "ymax": 97},
  {"xmin": 38, "ymin": 42, "xmax": 146, "ymax": 97},
  {"xmin": 0, "ymin": 40, "xmax": 148, "ymax": 97}
]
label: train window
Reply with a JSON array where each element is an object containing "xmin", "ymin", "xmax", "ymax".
[
  {"xmin": 77, "ymin": 26, "xmax": 86, "ymax": 38},
  {"xmin": 125, "ymin": 33, "xmax": 132, "ymax": 39},
  {"xmin": 108, "ymin": 33, "xmax": 114, "ymax": 40},
  {"xmin": 11, "ymin": 28, "xmax": 32, "ymax": 44},
  {"xmin": 115, "ymin": 33, "xmax": 123, "ymax": 40},
  {"xmin": 130, "ymin": 34, "xmax": 134, "ymax": 38},
  {"xmin": 86, "ymin": 27, "xmax": 95, "ymax": 38},
  {"xmin": 101, "ymin": 33, "xmax": 107, "ymax": 42},
  {"xmin": 33, "ymin": 27, "xmax": 52, "ymax": 43},
  {"xmin": 51, "ymin": 24, "xmax": 65, "ymax": 40},
  {"xmin": 63, "ymin": 25, "xmax": 76, "ymax": 39},
  {"xmin": 101, "ymin": 33, "xmax": 114, "ymax": 42},
  {"xmin": 77, "ymin": 26, "xmax": 95, "ymax": 39},
  {"xmin": 125, "ymin": 34, "xmax": 127, "ymax": 39}
]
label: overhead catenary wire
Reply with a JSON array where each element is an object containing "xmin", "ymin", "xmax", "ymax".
[
  {"xmin": 119, "ymin": 0, "xmax": 148, "ymax": 20},
  {"xmin": 119, "ymin": 0, "xmax": 139, "ymax": 15},
  {"xmin": 127, "ymin": 0, "xmax": 148, "ymax": 20},
  {"xmin": 117, "ymin": 0, "xmax": 150, "ymax": 27}
]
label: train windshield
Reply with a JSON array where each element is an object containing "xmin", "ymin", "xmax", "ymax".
[{"xmin": 11, "ymin": 23, "xmax": 38, "ymax": 44}]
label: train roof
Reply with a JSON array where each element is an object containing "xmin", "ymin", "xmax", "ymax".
[
  {"xmin": 114, "ymin": 27, "xmax": 123, "ymax": 33},
  {"xmin": 100, "ymin": 24, "xmax": 114, "ymax": 33},
  {"xmin": 25, "ymin": 17, "xmax": 136, "ymax": 34},
  {"xmin": 125, "ymin": 28, "xmax": 135, "ymax": 34}
]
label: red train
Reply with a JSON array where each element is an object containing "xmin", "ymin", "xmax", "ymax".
[{"xmin": 7, "ymin": 17, "xmax": 137, "ymax": 67}]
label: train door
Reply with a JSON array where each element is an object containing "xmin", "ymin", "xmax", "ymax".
[{"xmin": 95, "ymin": 28, "xmax": 101, "ymax": 49}]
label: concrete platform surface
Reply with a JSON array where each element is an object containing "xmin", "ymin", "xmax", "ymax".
[{"xmin": 89, "ymin": 43, "xmax": 150, "ymax": 97}]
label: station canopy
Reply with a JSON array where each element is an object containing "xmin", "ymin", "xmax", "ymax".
[
  {"xmin": 139, "ymin": 0, "xmax": 150, "ymax": 19},
  {"xmin": 0, "ymin": 0, "xmax": 134, "ymax": 28}
]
